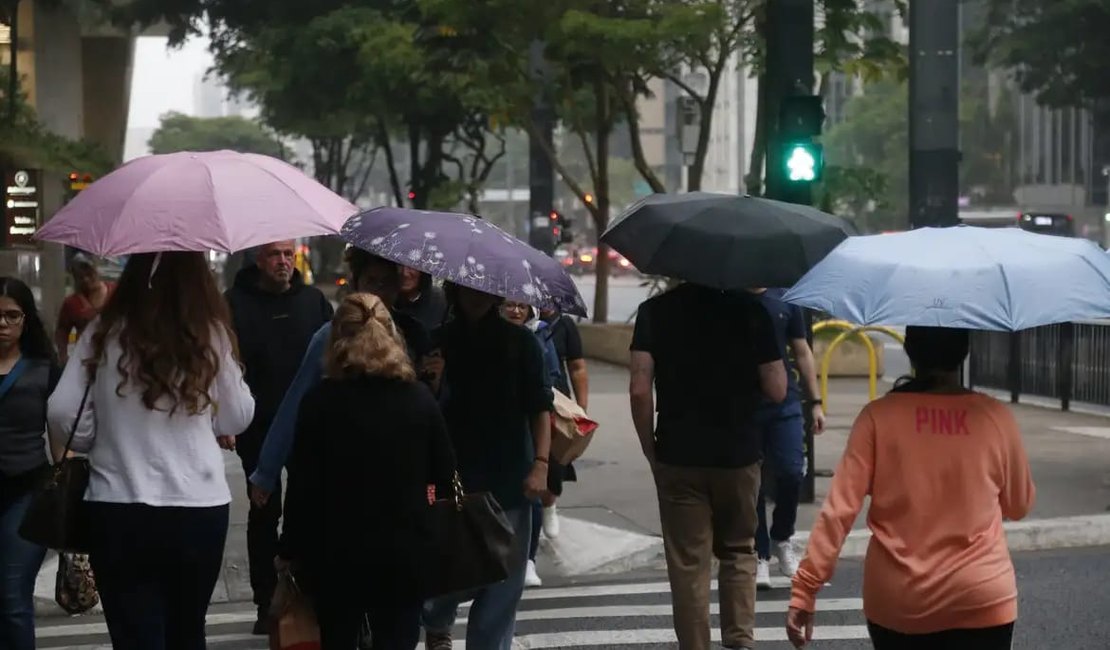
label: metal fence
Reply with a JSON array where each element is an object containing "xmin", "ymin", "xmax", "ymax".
[{"xmin": 969, "ymin": 321, "xmax": 1110, "ymax": 409}]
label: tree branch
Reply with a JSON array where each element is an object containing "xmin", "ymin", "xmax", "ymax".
[
  {"xmin": 619, "ymin": 86, "xmax": 666, "ymax": 193},
  {"xmin": 523, "ymin": 116, "xmax": 599, "ymax": 222}
]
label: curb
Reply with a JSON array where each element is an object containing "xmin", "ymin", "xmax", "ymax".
[{"xmin": 581, "ymin": 513, "xmax": 1110, "ymax": 576}]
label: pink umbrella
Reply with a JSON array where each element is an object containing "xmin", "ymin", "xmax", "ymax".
[{"xmin": 35, "ymin": 150, "xmax": 358, "ymax": 256}]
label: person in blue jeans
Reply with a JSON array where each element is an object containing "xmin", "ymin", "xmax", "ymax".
[
  {"xmin": 0, "ymin": 278, "xmax": 58, "ymax": 650},
  {"xmin": 423, "ymin": 285, "xmax": 553, "ymax": 650},
  {"xmin": 500, "ymin": 301, "xmax": 562, "ymax": 588},
  {"xmin": 745, "ymin": 288, "xmax": 826, "ymax": 590}
]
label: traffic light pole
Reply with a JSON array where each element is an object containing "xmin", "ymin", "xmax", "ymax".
[
  {"xmin": 908, "ymin": 0, "xmax": 960, "ymax": 229},
  {"xmin": 528, "ymin": 40, "xmax": 556, "ymax": 256},
  {"xmin": 764, "ymin": 0, "xmax": 815, "ymax": 208},
  {"xmin": 764, "ymin": 0, "xmax": 819, "ymax": 504}
]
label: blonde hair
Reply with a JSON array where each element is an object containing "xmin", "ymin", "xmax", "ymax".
[{"xmin": 325, "ymin": 293, "xmax": 415, "ymax": 382}]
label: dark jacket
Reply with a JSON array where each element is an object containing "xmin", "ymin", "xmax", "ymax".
[
  {"xmin": 396, "ymin": 274, "xmax": 449, "ymax": 333},
  {"xmin": 0, "ymin": 358, "xmax": 59, "ymax": 491},
  {"xmin": 279, "ymin": 376, "xmax": 455, "ymax": 600},
  {"xmin": 224, "ymin": 266, "xmax": 333, "ymax": 457}
]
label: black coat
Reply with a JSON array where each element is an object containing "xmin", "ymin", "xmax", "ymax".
[
  {"xmin": 279, "ymin": 375, "xmax": 455, "ymax": 601},
  {"xmin": 224, "ymin": 266, "xmax": 333, "ymax": 457}
]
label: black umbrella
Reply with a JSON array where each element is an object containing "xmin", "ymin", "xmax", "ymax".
[{"xmin": 601, "ymin": 192, "xmax": 856, "ymax": 290}]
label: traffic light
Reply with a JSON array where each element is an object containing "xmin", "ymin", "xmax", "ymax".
[
  {"xmin": 784, "ymin": 141, "xmax": 823, "ymax": 183},
  {"xmin": 550, "ymin": 211, "xmax": 574, "ymax": 245},
  {"xmin": 69, "ymin": 172, "xmax": 93, "ymax": 192}
]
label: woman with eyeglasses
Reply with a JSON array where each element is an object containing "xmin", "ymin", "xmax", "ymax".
[{"xmin": 0, "ymin": 277, "xmax": 59, "ymax": 649}]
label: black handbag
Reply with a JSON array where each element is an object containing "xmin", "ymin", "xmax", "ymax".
[
  {"xmin": 417, "ymin": 473, "xmax": 516, "ymax": 599},
  {"xmin": 20, "ymin": 383, "xmax": 92, "ymax": 553}
]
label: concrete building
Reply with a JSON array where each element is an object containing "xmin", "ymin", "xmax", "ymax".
[{"xmin": 0, "ymin": 0, "xmax": 161, "ymax": 323}]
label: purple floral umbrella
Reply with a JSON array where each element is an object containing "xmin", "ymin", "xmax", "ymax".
[{"xmin": 341, "ymin": 207, "xmax": 587, "ymax": 317}]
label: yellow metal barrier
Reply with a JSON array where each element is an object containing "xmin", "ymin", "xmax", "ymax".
[{"xmin": 813, "ymin": 321, "xmax": 905, "ymax": 407}]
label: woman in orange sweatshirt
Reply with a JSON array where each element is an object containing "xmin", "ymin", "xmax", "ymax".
[{"xmin": 786, "ymin": 326, "xmax": 1035, "ymax": 649}]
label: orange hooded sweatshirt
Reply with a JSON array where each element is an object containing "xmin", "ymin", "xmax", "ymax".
[{"xmin": 790, "ymin": 392, "xmax": 1035, "ymax": 634}]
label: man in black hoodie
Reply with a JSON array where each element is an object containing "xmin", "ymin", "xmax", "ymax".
[{"xmin": 224, "ymin": 240, "xmax": 333, "ymax": 633}]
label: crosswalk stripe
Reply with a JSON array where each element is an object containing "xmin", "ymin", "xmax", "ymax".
[
  {"xmin": 36, "ymin": 611, "xmax": 256, "ymax": 639},
  {"xmin": 517, "ymin": 577, "xmax": 795, "ymax": 601},
  {"xmin": 504, "ymin": 598, "xmax": 863, "ymax": 622},
  {"xmin": 415, "ymin": 625, "xmax": 873, "ymax": 649}
]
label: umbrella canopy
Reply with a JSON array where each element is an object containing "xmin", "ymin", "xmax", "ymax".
[
  {"xmin": 601, "ymin": 192, "xmax": 855, "ymax": 290},
  {"xmin": 341, "ymin": 207, "xmax": 587, "ymax": 317},
  {"xmin": 34, "ymin": 150, "xmax": 358, "ymax": 256},
  {"xmin": 782, "ymin": 226, "xmax": 1110, "ymax": 331}
]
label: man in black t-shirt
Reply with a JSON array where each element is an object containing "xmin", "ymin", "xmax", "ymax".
[{"xmin": 629, "ymin": 283, "xmax": 786, "ymax": 650}]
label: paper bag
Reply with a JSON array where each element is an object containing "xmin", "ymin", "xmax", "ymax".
[
  {"xmin": 549, "ymin": 389, "xmax": 599, "ymax": 465},
  {"xmin": 269, "ymin": 572, "xmax": 321, "ymax": 650}
]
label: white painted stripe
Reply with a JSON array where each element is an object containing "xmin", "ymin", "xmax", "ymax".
[
  {"xmin": 517, "ymin": 577, "xmax": 797, "ymax": 601},
  {"xmin": 416, "ymin": 625, "xmax": 872, "ymax": 648},
  {"xmin": 36, "ymin": 611, "xmax": 256, "ymax": 639},
  {"xmin": 512, "ymin": 598, "xmax": 862, "ymax": 621},
  {"xmin": 1052, "ymin": 426, "xmax": 1110, "ymax": 440},
  {"xmin": 57, "ymin": 632, "xmax": 261, "ymax": 650}
]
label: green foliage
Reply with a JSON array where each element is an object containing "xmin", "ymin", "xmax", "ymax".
[
  {"xmin": 822, "ymin": 77, "xmax": 1020, "ymax": 232},
  {"xmin": 148, "ymin": 111, "xmax": 285, "ymax": 157},
  {"xmin": 0, "ymin": 67, "xmax": 112, "ymax": 174},
  {"xmin": 972, "ymin": 0, "xmax": 1110, "ymax": 115}
]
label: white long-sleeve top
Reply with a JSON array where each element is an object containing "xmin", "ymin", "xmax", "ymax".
[{"xmin": 47, "ymin": 321, "xmax": 255, "ymax": 507}]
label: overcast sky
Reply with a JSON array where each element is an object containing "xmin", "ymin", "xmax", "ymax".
[{"xmin": 128, "ymin": 35, "xmax": 213, "ymax": 129}]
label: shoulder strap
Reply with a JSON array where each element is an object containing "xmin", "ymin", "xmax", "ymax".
[
  {"xmin": 60, "ymin": 381, "xmax": 93, "ymax": 460},
  {"xmin": 0, "ymin": 357, "xmax": 29, "ymax": 402}
]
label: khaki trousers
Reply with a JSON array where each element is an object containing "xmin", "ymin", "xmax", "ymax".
[{"xmin": 655, "ymin": 461, "xmax": 761, "ymax": 650}]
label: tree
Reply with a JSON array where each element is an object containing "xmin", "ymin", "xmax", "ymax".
[
  {"xmin": 0, "ymin": 67, "xmax": 112, "ymax": 174},
  {"xmin": 972, "ymin": 1, "xmax": 1110, "ymax": 116},
  {"xmin": 147, "ymin": 111, "xmax": 286, "ymax": 157}
]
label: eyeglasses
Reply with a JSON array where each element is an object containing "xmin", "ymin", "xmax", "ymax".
[{"xmin": 0, "ymin": 310, "xmax": 25, "ymax": 325}]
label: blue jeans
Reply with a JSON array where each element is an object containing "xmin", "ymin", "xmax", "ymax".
[
  {"xmin": 423, "ymin": 505, "xmax": 532, "ymax": 650},
  {"xmin": 755, "ymin": 402, "xmax": 806, "ymax": 560},
  {"xmin": 0, "ymin": 491, "xmax": 47, "ymax": 650}
]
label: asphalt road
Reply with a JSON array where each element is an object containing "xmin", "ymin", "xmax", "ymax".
[
  {"xmin": 38, "ymin": 546, "xmax": 1110, "ymax": 649},
  {"xmin": 571, "ymin": 276, "xmax": 913, "ymax": 381}
]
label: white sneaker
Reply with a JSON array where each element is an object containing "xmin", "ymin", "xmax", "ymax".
[
  {"xmin": 525, "ymin": 560, "xmax": 542, "ymax": 587},
  {"xmin": 542, "ymin": 504, "xmax": 560, "ymax": 539},
  {"xmin": 774, "ymin": 540, "xmax": 800, "ymax": 578},
  {"xmin": 756, "ymin": 559, "xmax": 772, "ymax": 591}
]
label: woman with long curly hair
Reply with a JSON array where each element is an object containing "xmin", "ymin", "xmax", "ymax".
[
  {"xmin": 278, "ymin": 293, "xmax": 455, "ymax": 650},
  {"xmin": 47, "ymin": 252, "xmax": 255, "ymax": 650},
  {"xmin": 0, "ymin": 277, "xmax": 58, "ymax": 649}
]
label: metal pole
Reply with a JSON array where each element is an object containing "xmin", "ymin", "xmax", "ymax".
[
  {"xmin": 527, "ymin": 40, "xmax": 556, "ymax": 256},
  {"xmin": 764, "ymin": 0, "xmax": 814, "ymax": 207},
  {"xmin": 908, "ymin": 0, "xmax": 960, "ymax": 228},
  {"xmin": 6, "ymin": 0, "xmax": 18, "ymax": 125}
]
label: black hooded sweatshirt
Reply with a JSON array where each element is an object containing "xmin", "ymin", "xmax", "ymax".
[{"xmin": 225, "ymin": 266, "xmax": 334, "ymax": 459}]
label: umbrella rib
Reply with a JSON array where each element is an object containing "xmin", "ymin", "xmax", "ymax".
[
  {"xmin": 247, "ymin": 159, "xmax": 350, "ymax": 236},
  {"xmin": 203, "ymin": 161, "xmax": 233, "ymax": 252}
]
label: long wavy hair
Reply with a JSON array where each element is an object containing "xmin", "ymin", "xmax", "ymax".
[
  {"xmin": 0, "ymin": 277, "xmax": 56, "ymax": 362},
  {"xmin": 85, "ymin": 252, "xmax": 239, "ymax": 415},
  {"xmin": 325, "ymin": 293, "xmax": 415, "ymax": 382}
]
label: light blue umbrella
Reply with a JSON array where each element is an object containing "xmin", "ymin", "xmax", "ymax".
[{"xmin": 782, "ymin": 226, "xmax": 1110, "ymax": 331}]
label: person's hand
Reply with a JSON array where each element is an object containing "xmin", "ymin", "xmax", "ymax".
[
  {"xmin": 523, "ymin": 461, "xmax": 549, "ymax": 499},
  {"xmin": 811, "ymin": 404, "xmax": 827, "ymax": 435},
  {"xmin": 217, "ymin": 435, "xmax": 236, "ymax": 451},
  {"xmin": 422, "ymin": 352, "xmax": 445, "ymax": 391},
  {"xmin": 250, "ymin": 484, "xmax": 272, "ymax": 508},
  {"xmin": 786, "ymin": 607, "xmax": 814, "ymax": 648}
]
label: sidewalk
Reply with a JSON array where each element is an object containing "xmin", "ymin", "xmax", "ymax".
[{"xmin": 539, "ymin": 361, "xmax": 1110, "ymax": 575}]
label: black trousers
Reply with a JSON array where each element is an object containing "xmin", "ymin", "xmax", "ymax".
[
  {"xmin": 868, "ymin": 621, "xmax": 1014, "ymax": 650},
  {"xmin": 241, "ymin": 453, "xmax": 283, "ymax": 610},
  {"xmin": 316, "ymin": 596, "xmax": 421, "ymax": 650},
  {"xmin": 86, "ymin": 502, "xmax": 229, "ymax": 650}
]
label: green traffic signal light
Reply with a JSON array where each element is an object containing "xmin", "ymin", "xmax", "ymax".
[{"xmin": 784, "ymin": 142, "xmax": 823, "ymax": 183}]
